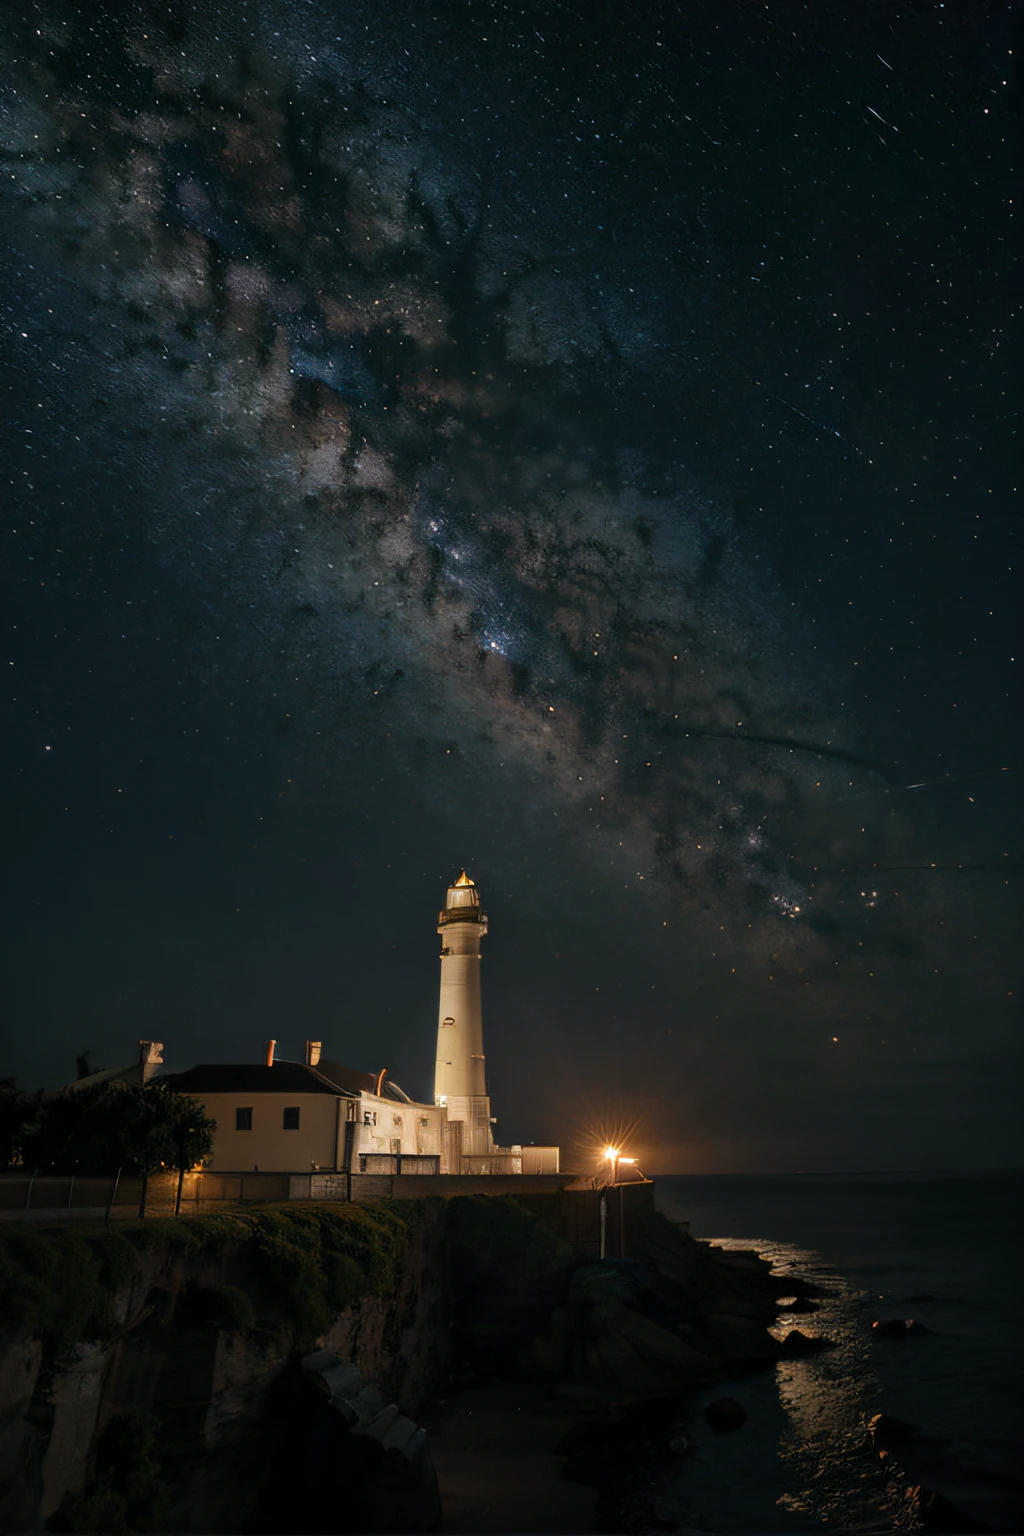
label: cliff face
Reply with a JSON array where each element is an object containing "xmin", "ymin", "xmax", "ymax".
[
  {"xmin": 0, "ymin": 1204, "xmax": 452, "ymax": 1534},
  {"xmin": 0, "ymin": 1193, "xmax": 799, "ymax": 1535}
]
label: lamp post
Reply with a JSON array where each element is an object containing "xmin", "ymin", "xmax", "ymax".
[
  {"xmin": 599, "ymin": 1147, "xmax": 618, "ymax": 1259},
  {"xmin": 602, "ymin": 1147, "xmax": 639, "ymax": 1257}
]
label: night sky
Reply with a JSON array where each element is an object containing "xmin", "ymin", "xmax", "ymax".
[{"xmin": 2, "ymin": 0, "xmax": 1019, "ymax": 1173}]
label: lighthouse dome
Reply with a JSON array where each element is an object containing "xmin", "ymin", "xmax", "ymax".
[
  {"xmin": 445, "ymin": 870, "xmax": 480, "ymax": 909},
  {"xmin": 438, "ymin": 870, "xmax": 487, "ymax": 930}
]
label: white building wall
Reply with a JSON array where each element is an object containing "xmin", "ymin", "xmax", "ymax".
[
  {"xmin": 351, "ymin": 1093, "xmax": 446, "ymax": 1162},
  {"xmin": 186, "ymin": 1092, "xmax": 343, "ymax": 1171}
]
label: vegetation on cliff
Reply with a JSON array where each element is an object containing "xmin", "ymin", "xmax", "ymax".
[{"xmin": 0, "ymin": 1200, "xmax": 425, "ymax": 1359}]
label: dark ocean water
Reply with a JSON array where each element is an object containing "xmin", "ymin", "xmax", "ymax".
[{"xmin": 652, "ymin": 1172, "xmax": 1024, "ymax": 1534}]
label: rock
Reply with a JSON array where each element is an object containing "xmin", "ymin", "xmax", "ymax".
[
  {"xmin": 300, "ymin": 1352, "xmax": 441, "ymax": 1532},
  {"xmin": 704, "ymin": 1397, "xmax": 747, "ymax": 1432},
  {"xmin": 574, "ymin": 1306, "xmax": 716, "ymax": 1401},
  {"xmin": 778, "ymin": 1329, "xmax": 834, "ymax": 1357},
  {"xmin": 907, "ymin": 1485, "xmax": 1000, "ymax": 1533},
  {"xmin": 644, "ymin": 1222, "xmax": 780, "ymax": 1321},
  {"xmin": 871, "ymin": 1317, "xmax": 930, "ymax": 1338},
  {"xmin": 698, "ymin": 1313, "xmax": 780, "ymax": 1364},
  {"xmin": 771, "ymin": 1275, "xmax": 829, "ymax": 1301},
  {"xmin": 667, "ymin": 1433, "xmax": 690, "ymax": 1457},
  {"xmin": 867, "ymin": 1412, "xmax": 920, "ymax": 1450}
]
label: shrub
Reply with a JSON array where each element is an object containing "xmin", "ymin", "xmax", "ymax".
[{"xmin": 0, "ymin": 1226, "xmax": 112, "ymax": 1355}]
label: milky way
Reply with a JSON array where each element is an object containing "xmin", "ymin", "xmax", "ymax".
[{"xmin": 2, "ymin": 0, "xmax": 1018, "ymax": 1164}]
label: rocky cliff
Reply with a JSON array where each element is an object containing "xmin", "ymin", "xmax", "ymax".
[
  {"xmin": 0, "ymin": 1203, "xmax": 451, "ymax": 1534},
  {"xmin": 0, "ymin": 1194, "xmax": 805, "ymax": 1534}
]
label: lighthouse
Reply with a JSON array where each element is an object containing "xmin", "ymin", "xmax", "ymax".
[{"xmin": 434, "ymin": 871, "xmax": 493, "ymax": 1156}]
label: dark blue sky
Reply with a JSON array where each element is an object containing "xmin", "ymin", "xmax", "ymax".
[{"xmin": 1, "ymin": 0, "xmax": 1019, "ymax": 1171}]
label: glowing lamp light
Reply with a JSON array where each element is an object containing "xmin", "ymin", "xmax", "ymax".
[{"xmin": 604, "ymin": 1145, "xmax": 620, "ymax": 1161}]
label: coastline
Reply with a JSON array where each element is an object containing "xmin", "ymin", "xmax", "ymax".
[
  {"xmin": 645, "ymin": 1175, "xmax": 1024, "ymax": 1536},
  {"xmin": 3, "ymin": 1182, "xmax": 1020, "ymax": 1533},
  {"xmin": 418, "ymin": 1209, "xmax": 826, "ymax": 1534},
  {"xmin": 423, "ymin": 1187, "xmax": 1024, "ymax": 1536}
]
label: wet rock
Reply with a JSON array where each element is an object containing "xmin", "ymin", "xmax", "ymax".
[
  {"xmin": 778, "ymin": 1329, "xmax": 834, "ymax": 1357},
  {"xmin": 777, "ymin": 1297, "xmax": 820, "ymax": 1313},
  {"xmin": 644, "ymin": 1223, "xmax": 779, "ymax": 1321},
  {"xmin": 704, "ymin": 1397, "xmax": 747, "ymax": 1432},
  {"xmin": 770, "ymin": 1275, "xmax": 829, "ymax": 1301},
  {"xmin": 907, "ymin": 1485, "xmax": 1000, "ymax": 1533},
  {"xmin": 867, "ymin": 1412, "xmax": 920, "ymax": 1450},
  {"xmin": 871, "ymin": 1317, "xmax": 930, "ymax": 1338},
  {"xmin": 698, "ymin": 1313, "xmax": 779, "ymax": 1365}
]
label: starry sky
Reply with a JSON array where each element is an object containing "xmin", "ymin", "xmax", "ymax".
[{"xmin": 1, "ymin": 0, "xmax": 1019, "ymax": 1173}]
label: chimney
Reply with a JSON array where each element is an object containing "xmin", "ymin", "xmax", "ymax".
[
  {"xmin": 139, "ymin": 1041, "xmax": 163, "ymax": 1083},
  {"xmin": 265, "ymin": 1039, "xmax": 276, "ymax": 1067},
  {"xmin": 305, "ymin": 1040, "xmax": 322, "ymax": 1067}
]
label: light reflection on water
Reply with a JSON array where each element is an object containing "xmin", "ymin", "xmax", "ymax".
[{"xmin": 658, "ymin": 1236, "xmax": 918, "ymax": 1533}]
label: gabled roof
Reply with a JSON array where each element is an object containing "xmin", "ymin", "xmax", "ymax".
[{"xmin": 166, "ymin": 1063, "xmax": 351, "ymax": 1097}]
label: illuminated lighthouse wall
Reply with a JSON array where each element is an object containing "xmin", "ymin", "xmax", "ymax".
[{"xmin": 433, "ymin": 871, "xmax": 494, "ymax": 1157}]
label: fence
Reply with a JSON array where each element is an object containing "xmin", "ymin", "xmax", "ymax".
[
  {"xmin": 518, "ymin": 1181, "xmax": 657, "ymax": 1258},
  {"xmin": 0, "ymin": 1170, "xmax": 655, "ymax": 1256},
  {"xmin": 0, "ymin": 1172, "xmax": 196, "ymax": 1217},
  {"xmin": 0, "ymin": 1173, "xmax": 659, "ymax": 1257}
]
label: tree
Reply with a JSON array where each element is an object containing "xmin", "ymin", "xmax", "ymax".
[
  {"xmin": 15, "ymin": 1081, "xmax": 215, "ymax": 1215},
  {"xmin": 163, "ymin": 1090, "xmax": 216, "ymax": 1216},
  {"xmin": 20, "ymin": 1083, "xmax": 126, "ymax": 1175},
  {"xmin": 0, "ymin": 1079, "xmax": 36, "ymax": 1169},
  {"xmin": 116, "ymin": 1083, "xmax": 215, "ymax": 1217}
]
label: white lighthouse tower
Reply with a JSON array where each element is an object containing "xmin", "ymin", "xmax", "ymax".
[{"xmin": 434, "ymin": 871, "xmax": 493, "ymax": 1156}]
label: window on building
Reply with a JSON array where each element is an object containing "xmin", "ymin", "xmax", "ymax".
[
  {"xmin": 283, "ymin": 1107, "xmax": 300, "ymax": 1130},
  {"xmin": 236, "ymin": 1107, "xmax": 253, "ymax": 1131},
  {"xmin": 363, "ymin": 1110, "xmax": 377, "ymax": 1127}
]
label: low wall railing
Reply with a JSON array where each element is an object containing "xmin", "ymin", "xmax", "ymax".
[{"xmin": 0, "ymin": 1173, "xmax": 655, "ymax": 1256}]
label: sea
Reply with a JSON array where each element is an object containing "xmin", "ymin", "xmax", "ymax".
[{"xmin": 652, "ymin": 1171, "xmax": 1024, "ymax": 1534}]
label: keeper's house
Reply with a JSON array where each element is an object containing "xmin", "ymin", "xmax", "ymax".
[{"xmin": 167, "ymin": 1044, "xmax": 455, "ymax": 1175}]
